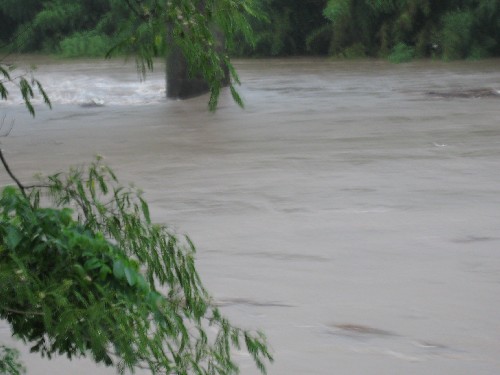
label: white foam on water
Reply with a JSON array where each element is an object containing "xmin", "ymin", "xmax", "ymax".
[{"xmin": 0, "ymin": 60, "xmax": 167, "ymax": 107}]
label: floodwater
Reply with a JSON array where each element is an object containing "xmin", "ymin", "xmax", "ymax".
[{"xmin": 1, "ymin": 57, "xmax": 500, "ymax": 375}]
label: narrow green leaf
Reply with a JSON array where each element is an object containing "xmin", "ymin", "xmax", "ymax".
[
  {"xmin": 0, "ymin": 83, "xmax": 8, "ymax": 100},
  {"xmin": 35, "ymin": 79, "xmax": 52, "ymax": 109},
  {"xmin": 124, "ymin": 267, "xmax": 137, "ymax": 286},
  {"xmin": 0, "ymin": 65, "xmax": 11, "ymax": 79},
  {"xmin": 230, "ymin": 85, "xmax": 244, "ymax": 108},
  {"xmin": 139, "ymin": 197, "xmax": 151, "ymax": 224}
]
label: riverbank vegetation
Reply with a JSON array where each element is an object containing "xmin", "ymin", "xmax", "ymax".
[
  {"xmin": 320, "ymin": 0, "xmax": 500, "ymax": 61},
  {"xmin": 1, "ymin": 0, "xmax": 499, "ymax": 61}
]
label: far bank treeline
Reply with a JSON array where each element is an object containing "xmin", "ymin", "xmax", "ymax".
[{"xmin": 1, "ymin": 0, "xmax": 499, "ymax": 61}]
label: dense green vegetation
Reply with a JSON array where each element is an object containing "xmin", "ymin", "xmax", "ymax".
[
  {"xmin": 320, "ymin": 0, "xmax": 500, "ymax": 60},
  {"xmin": 0, "ymin": 0, "xmax": 130, "ymax": 56},
  {"xmin": 244, "ymin": 0, "xmax": 500, "ymax": 60},
  {"xmin": 1, "ymin": 0, "xmax": 499, "ymax": 60}
]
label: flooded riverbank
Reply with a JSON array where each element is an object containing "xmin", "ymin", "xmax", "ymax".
[{"xmin": 1, "ymin": 58, "xmax": 500, "ymax": 374}]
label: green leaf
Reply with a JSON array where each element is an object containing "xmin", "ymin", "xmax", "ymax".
[
  {"xmin": 0, "ymin": 65, "xmax": 11, "ymax": 79},
  {"xmin": 5, "ymin": 227, "xmax": 22, "ymax": 249},
  {"xmin": 35, "ymin": 79, "xmax": 52, "ymax": 109},
  {"xmin": 0, "ymin": 83, "xmax": 8, "ymax": 100},
  {"xmin": 230, "ymin": 84, "xmax": 244, "ymax": 108},
  {"xmin": 124, "ymin": 267, "xmax": 137, "ymax": 286},
  {"xmin": 73, "ymin": 263, "xmax": 87, "ymax": 279},
  {"xmin": 139, "ymin": 197, "xmax": 151, "ymax": 224},
  {"xmin": 113, "ymin": 259, "xmax": 125, "ymax": 279},
  {"xmin": 84, "ymin": 258, "xmax": 102, "ymax": 271},
  {"xmin": 99, "ymin": 264, "xmax": 112, "ymax": 279},
  {"xmin": 135, "ymin": 274, "xmax": 149, "ymax": 292}
]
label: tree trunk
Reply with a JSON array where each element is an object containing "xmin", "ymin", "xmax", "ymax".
[{"xmin": 166, "ymin": 26, "xmax": 229, "ymax": 100}]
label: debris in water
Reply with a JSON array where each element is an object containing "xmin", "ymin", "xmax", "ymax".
[
  {"xmin": 426, "ymin": 88, "xmax": 500, "ymax": 99},
  {"xmin": 80, "ymin": 98, "xmax": 105, "ymax": 107},
  {"xmin": 332, "ymin": 323, "xmax": 395, "ymax": 337}
]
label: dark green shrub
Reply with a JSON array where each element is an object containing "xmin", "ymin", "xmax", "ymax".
[
  {"xmin": 388, "ymin": 42, "xmax": 415, "ymax": 63},
  {"xmin": 59, "ymin": 32, "xmax": 114, "ymax": 58},
  {"xmin": 341, "ymin": 43, "xmax": 367, "ymax": 59}
]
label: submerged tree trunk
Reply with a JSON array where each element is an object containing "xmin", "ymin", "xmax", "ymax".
[{"xmin": 166, "ymin": 26, "xmax": 229, "ymax": 100}]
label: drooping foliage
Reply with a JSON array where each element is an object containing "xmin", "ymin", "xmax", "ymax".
[
  {"xmin": 0, "ymin": 157, "xmax": 273, "ymax": 375},
  {"xmin": 0, "ymin": 64, "xmax": 51, "ymax": 117},
  {"xmin": 108, "ymin": 0, "xmax": 264, "ymax": 109}
]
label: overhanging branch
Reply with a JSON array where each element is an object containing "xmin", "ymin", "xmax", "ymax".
[{"xmin": 0, "ymin": 148, "xmax": 28, "ymax": 199}]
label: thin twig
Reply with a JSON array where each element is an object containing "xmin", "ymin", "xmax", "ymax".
[
  {"xmin": 0, "ymin": 114, "xmax": 14, "ymax": 137},
  {"xmin": 0, "ymin": 148, "xmax": 27, "ymax": 198},
  {"xmin": 24, "ymin": 183, "xmax": 51, "ymax": 189},
  {"xmin": 1, "ymin": 307, "xmax": 44, "ymax": 316}
]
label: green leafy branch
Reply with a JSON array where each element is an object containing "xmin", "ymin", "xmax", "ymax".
[
  {"xmin": 0, "ymin": 64, "xmax": 51, "ymax": 116},
  {"xmin": 0, "ymin": 345, "xmax": 25, "ymax": 375},
  {"xmin": 0, "ymin": 156, "xmax": 273, "ymax": 375}
]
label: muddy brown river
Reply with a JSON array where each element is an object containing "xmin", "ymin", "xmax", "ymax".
[{"xmin": 1, "ymin": 57, "xmax": 500, "ymax": 374}]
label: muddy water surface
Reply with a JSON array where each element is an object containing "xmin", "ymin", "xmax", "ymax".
[{"xmin": 1, "ymin": 57, "xmax": 500, "ymax": 374}]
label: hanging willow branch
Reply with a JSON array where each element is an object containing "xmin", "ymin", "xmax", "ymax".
[{"xmin": 0, "ymin": 157, "xmax": 273, "ymax": 375}]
